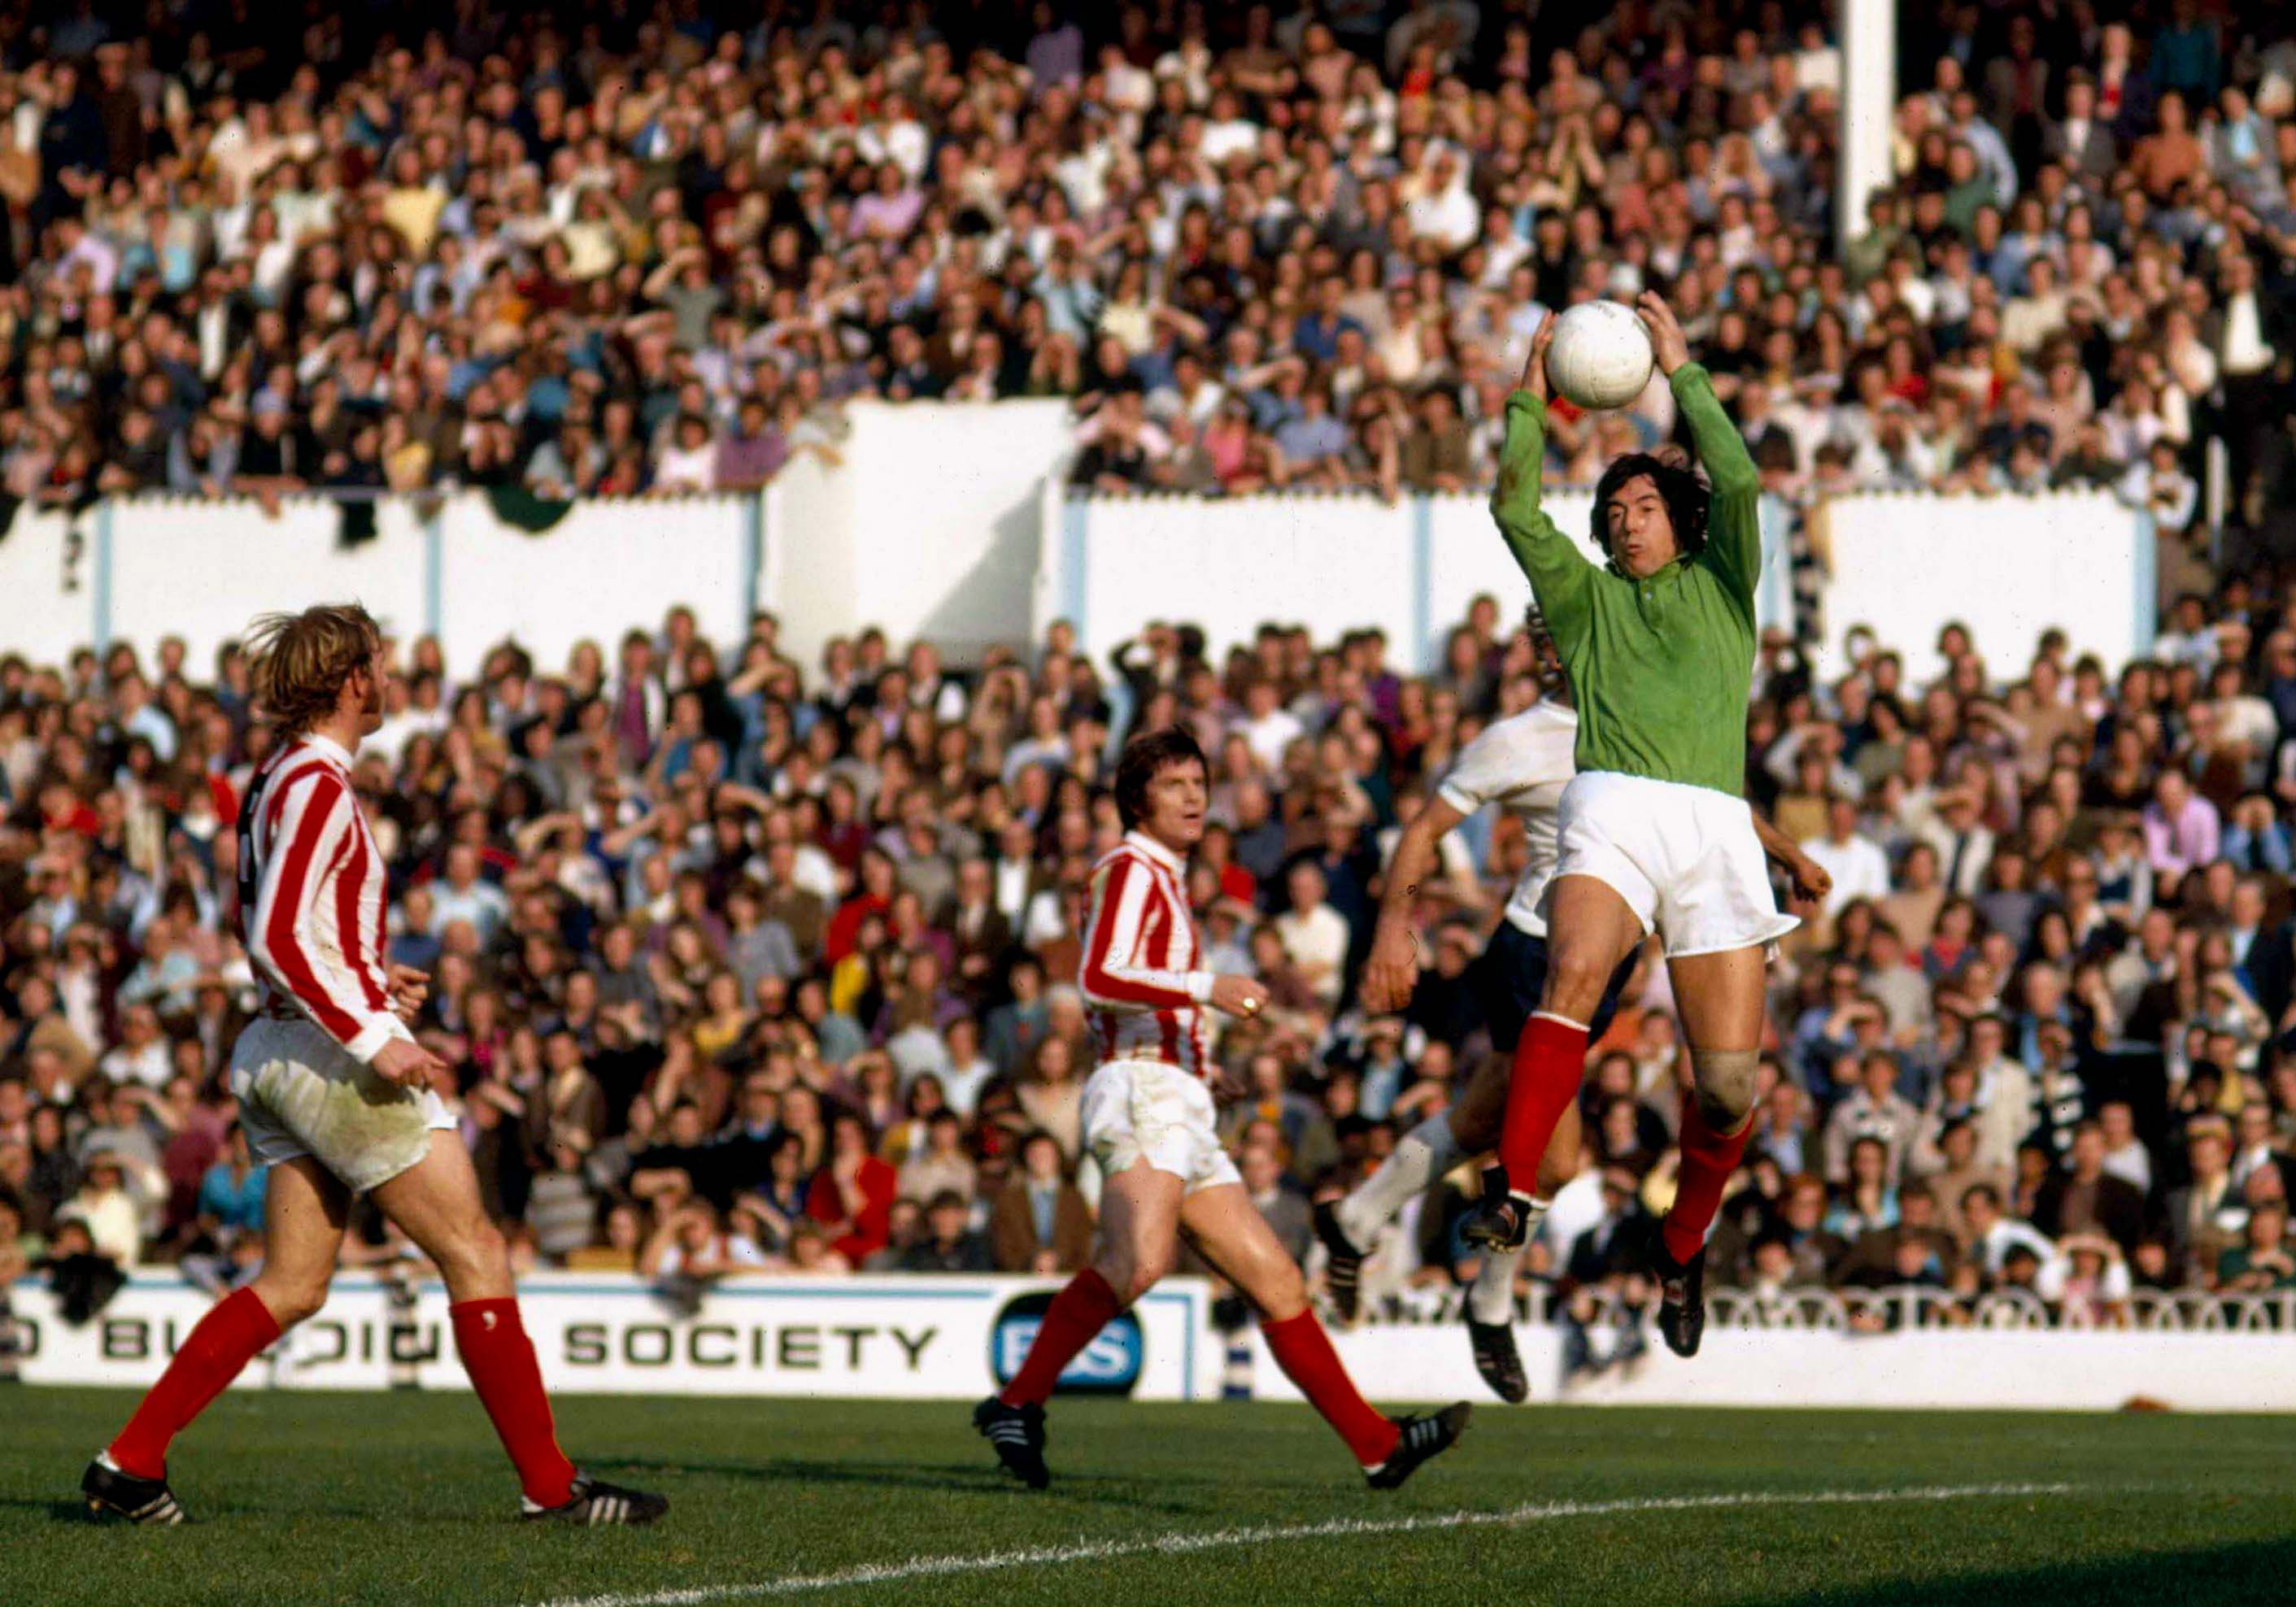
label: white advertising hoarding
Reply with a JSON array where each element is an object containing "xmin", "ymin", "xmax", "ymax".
[{"xmin": 7, "ymin": 1272, "xmax": 1215, "ymax": 1401}]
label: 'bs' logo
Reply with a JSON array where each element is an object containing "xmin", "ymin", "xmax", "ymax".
[{"xmin": 990, "ymin": 1291, "xmax": 1144, "ymax": 1396}]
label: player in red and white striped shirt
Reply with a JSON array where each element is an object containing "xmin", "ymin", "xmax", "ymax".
[
  {"xmin": 976, "ymin": 726, "xmax": 1469, "ymax": 1492},
  {"xmin": 84, "ymin": 603, "xmax": 663, "ymax": 1530}
]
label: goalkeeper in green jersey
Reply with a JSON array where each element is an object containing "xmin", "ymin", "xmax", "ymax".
[{"xmin": 1462, "ymin": 294, "xmax": 1798, "ymax": 1362}]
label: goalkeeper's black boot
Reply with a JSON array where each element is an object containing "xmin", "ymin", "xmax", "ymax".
[
  {"xmin": 1653, "ymin": 1234, "xmax": 1709, "ymax": 1359},
  {"xmin": 1467, "ymin": 1315, "xmax": 1529, "ymax": 1404},
  {"xmin": 1462, "ymin": 1191, "xmax": 1533, "ymax": 1253}
]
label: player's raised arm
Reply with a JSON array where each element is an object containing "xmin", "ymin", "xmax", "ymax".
[
  {"xmin": 246, "ymin": 768, "xmax": 415, "ymax": 1065},
  {"xmin": 1489, "ymin": 315, "xmax": 1592, "ymax": 625},
  {"xmin": 1640, "ymin": 291, "xmax": 1761, "ymax": 606},
  {"xmin": 1362, "ymin": 791, "xmax": 1470, "ymax": 1015}
]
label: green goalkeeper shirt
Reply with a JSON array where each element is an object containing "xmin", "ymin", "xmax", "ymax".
[{"xmin": 1490, "ymin": 363, "xmax": 1760, "ymax": 799}]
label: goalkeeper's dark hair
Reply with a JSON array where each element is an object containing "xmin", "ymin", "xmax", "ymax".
[
  {"xmin": 1589, "ymin": 452, "xmax": 1710, "ymax": 574},
  {"xmin": 1114, "ymin": 725, "xmax": 1207, "ymax": 830}
]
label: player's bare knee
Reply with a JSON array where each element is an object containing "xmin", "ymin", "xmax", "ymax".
[
  {"xmin": 1535, "ymin": 1145, "xmax": 1581, "ymax": 1199},
  {"xmin": 1452, "ymin": 1101, "xmax": 1501, "ymax": 1154},
  {"xmin": 435, "ymin": 1218, "xmax": 511, "ymax": 1291},
  {"xmin": 1540, "ymin": 947, "xmax": 1610, "ymax": 1019},
  {"xmin": 1115, "ymin": 1261, "xmax": 1165, "ymax": 1306},
  {"xmin": 1251, "ymin": 1263, "xmax": 1309, "ymax": 1324},
  {"xmin": 1689, "ymin": 1048, "xmax": 1760, "ymax": 1133},
  {"xmin": 1097, "ymin": 1248, "xmax": 1166, "ymax": 1306},
  {"xmin": 251, "ymin": 1274, "xmax": 330, "ymax": 1330}
]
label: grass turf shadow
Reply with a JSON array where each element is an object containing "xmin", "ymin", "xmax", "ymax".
[
  {"xmin": 1750, "ymin": 1536, "xmax": 2296, "ymax": 1607},
  {"xmin": 604, "ymin": 1454, "xmax": 1224, "ymax": 1514}
]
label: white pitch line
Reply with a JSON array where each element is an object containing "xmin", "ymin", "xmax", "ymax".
[{"xmin": 525, "ymin": 1481, "xmax": 2073, "ymax": 1607}]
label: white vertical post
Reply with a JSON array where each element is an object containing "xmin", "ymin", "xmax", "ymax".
[
  {"xmin": 2206, "ymin": 433, "xmax": 2229, "ymax": 562},
  {"xmin": 1838, "ymin": 0, "xmax": 1898, "ymax": 250}
]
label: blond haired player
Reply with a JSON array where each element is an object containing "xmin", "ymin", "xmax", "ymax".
[{"xmin": 82, "ymin": 604, "xmax": 664, "ymax": 1527}]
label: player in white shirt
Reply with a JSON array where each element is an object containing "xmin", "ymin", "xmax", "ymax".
[{"xmin": 1316, "ymin": 613, "xmax": 1828, "ymax": 1401}]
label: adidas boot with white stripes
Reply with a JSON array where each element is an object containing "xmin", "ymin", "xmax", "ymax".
[
  {"xmin": 974, "ymin": 1396, "xmax": 1050, "ymax": 1489},
  {"xmin": 82, "ymin": 1452, "xmax": 188, "ymax": 1526},
  {"xmin": 521, "ymin": 1470, "xmax": 669, "ymax": 1526}
]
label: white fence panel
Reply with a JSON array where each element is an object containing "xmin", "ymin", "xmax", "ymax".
[
  {"xmin": 0, "ymin": 506, "xmax": 92, "ymax": 667},
  {"xmin": 1044, "ymin": 493, "xmax": 1420, "ymax": 670},
  {"xmin": 436, "ymin": 493, "xmax": 755, "ymax": 677},
  {"xmin": 106, "ymin": 497, "xmax": 429, "ymax": 675},
  {"xmin": 1816, "ymin": 490, "xmax": 2152, "ymax": 682}
]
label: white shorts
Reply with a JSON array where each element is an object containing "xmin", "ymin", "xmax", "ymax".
[
  {"xmin": 1080, "ymin": 1058, "xmax": 1241, "ymax": 1195},
  {"xmin": 1539, "ymin": 771, "xmax": 1801, "ymax": 959},
  {"xmin": 229, "ymin": 1017, "xmax": 455, "ymax": 1195}
]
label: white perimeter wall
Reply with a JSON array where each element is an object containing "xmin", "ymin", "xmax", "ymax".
[
  {"xmin": 1257, "ymin": 1322, "xmax": 2296, "ymax": 1413},
  {"xmin": 1041, "ymin": 490, "xmax": 1797, "ymax": 674},
  {"xmin": 765, "ymin": 399, "xmax": 1073, "ymax": 673},
  {"xmin": 0, "ymin": 493, "xmax": 756, "ymax": 680},
  {"xmin": 0, "ymin": 408, "xmax": 2156, "ymax": 688},
  {"xmin": 1814, "ymin": 490, "xmax": 2154, "ymax": 683}
]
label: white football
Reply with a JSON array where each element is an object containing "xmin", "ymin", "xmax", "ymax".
[{"xmin": 1544, "ymin": 301, "xmax": 1655, "ymax": 411}]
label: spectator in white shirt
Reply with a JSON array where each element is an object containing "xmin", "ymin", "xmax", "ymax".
[
  {"xmin": 429, "ymin": 843, "xmax": 511, "ymax": 946},
  {"xmin": 1802, "ymin": 795, "xmax": 1892, "ymax": 921},
  {"xmin": 1235, "ymin": 677, "xmax": 1305, "ymax": 773},
  {"xmin": 1961, "ymin": 1182, "xmax": 2060, "ymax": 1281},
  {"xmin": 2097, "ymin": 1100, "xmax": 2153, "ymax": 1195},
  {"xmin": 1273, "ymin": 859, "xmax": 1350, "ymax": 1009}
]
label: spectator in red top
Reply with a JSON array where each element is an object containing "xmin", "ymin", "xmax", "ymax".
[
  {"xmin": 806, "ymin": 1111, "xmax": 898, "ymax": 1265},
  {"xmin": 823, "ymin": 849, "xmax": 897, "ymax": 965}
]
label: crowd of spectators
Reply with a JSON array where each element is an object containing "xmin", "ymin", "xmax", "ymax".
[
  {"xmin": 3, "ymin": 562, "xmax": 2296, "ymax": 1341},
  {"xmin": 2, "ymin": 2, "xmax": 2296, "ymax": 1353},
  {"xmin": 0, "ymin": 2, "xmax": 2289, "ymax": 545}
]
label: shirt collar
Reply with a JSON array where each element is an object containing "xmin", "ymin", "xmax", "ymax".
[
  {"xmin": 294, "ymin": 733, "xmax": 355, "ymax": 771},
  {"xmin": 1124, "ymin": 829, "xmax": 1187, "ymax": 873}
]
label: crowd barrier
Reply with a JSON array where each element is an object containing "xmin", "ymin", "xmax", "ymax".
[
  {"xmin": 0, "ymin": 406, "xmax": 2154, "ymax": 682},
  {"xmin": 11, "ymin": 1274, "xmax": 2289, "ymax": 1412}
]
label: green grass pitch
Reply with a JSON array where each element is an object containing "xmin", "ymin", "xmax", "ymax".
[{"xmin": 0, "ymin": 1388, "xmax": 2289, "ymax": 1606}]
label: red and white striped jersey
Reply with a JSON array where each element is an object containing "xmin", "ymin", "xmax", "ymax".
[
  {"xmin": 236, "ymin": 733, "xmax": 412, "ymax": 1063},
  {"xmin": 1078, "ymin": 830, "xmax": 1213, "ymax": 1078}
]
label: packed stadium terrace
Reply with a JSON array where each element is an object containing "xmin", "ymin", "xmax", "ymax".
[
  {"xmin": 0, "ymin": 577, "xmax": 2293, "ymax": 1328},
  {"xmin": 2, "ymin": 2, "xmax": 2296, "ymax": 1338},
  {"xmin": 0, "ymin": 3, "xmax": 2285, "ymax": 516}
]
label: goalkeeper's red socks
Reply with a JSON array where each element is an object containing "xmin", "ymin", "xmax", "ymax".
[
  {"xmin": 1496, "ymin": 1012, "xmax": 1591, "ymax": 1195},
  {"xmin": 1261, "ymin": 1308, "xmax": 1399, "ymax": 1467},
  {"xmin": 998, "ymin": 1268, "xmax": 1121, "ymax": 1408},
  {"xmin": 107, "ymin": 1286, "xmax": 281, "ymax": 1479},
  {"xmin": 451, "ymin": 1297, "xmax": 577, "ymax": 1509},
  {"xmin": 1662, "ymin": 1101, "xmax": 1755, "ymax": 1265}
]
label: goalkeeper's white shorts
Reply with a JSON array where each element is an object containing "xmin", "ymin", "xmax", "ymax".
[{"xmin": 1540, "ymin": 771, "xmax": 1800, "ymax": 958}]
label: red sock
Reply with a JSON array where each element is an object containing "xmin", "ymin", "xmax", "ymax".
[
  {"xmin": 1262, "ymin": 1309, "xmax": 1399, "ymax": 1467},
  {"xmin": 999, "ymin": 1269, "xmax": 1120, "ymax": 1407},
  {"xmin": 1663, "ymin": 1101, "xmax": 1754, "ymax": 1265},
  {"xmin": 451, "ymin": 1298, "xmax": 577, "ymax": 1509},
  {"xmin": 108, "ymin": 1285, "xmax": 281, "ymax": 1479},
  {"xmin": 1496, "ymin": 1013, "xmax": 1591, "ymax": 1193}
]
